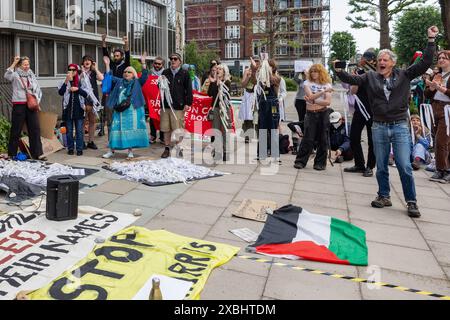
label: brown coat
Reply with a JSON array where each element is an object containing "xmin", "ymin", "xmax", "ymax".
[{"xmin": 424, "ymin": 72, "xmax": 450, "ymax": 101}]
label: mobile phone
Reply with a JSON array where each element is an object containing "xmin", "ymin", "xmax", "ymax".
[{"xmin": 334, "ymin": 61, "xmax": 347, "ymax": 69}]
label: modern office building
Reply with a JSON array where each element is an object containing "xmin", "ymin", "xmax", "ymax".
[
  {"xmin": 0, "ymin": 0, "xmax": 184, "ymax": 115},
  {"xmin": 185, "ymin": 0, "xmax": 331, "ymax": 76}
]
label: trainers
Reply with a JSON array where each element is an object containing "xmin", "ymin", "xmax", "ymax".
[
  {"xmin": 430, "ymin": 170, "xmax": 446, "ymax": 183},
  {"xmin": 363, "ymin": 168, "xmax": 374, "ymax": 177},
  {"xmin": 443, "ymin": 172, "xmax": 450, "ymax": 184},
  {"xmin": 371, "ymin": 196, "xmax": 393, "ymax": 208},
  {"xmin": 68, "ymin": 149, "xmax": 74, "ymax": 155},
  {"xmin": 83, "ymin": 142, "xmax": 88, "ymax": 150},
  {"xmin": 76, "ymin": 150, "xmax": 83, "ymax": 156},
  {"xmin": 176, "ymin": 147, "xmax": 183, "ymax": 158},
  {"xmin": 313, "ymin": 164, "xmax": 326, "ymax": 171},
  {"xmin": 127, "ymin": 152, "xmax": 134, "ymax": 159},
  {"xmin": 161, "ymin": 147, "xmax": 170, "ymax": 159},
  {"xmin": 407, "ymin": 202, "xmax": 421, "ymax": 218},
  {"xmin": 87, "ymin": 141, "xmax": 98, "ymax": 150},
  {"xmin": 344, "ymin": 166, "xmax": 365, "ymax": 173},
  {"xmin": 102, "ymin": 151, "xmax": 115, "ymax": 159},
  {"xmin": 294, "ymin": 162, "xmax": 305, "ymax": 170},
  {"xmin": 335, "ymin": 156, "xmax": 344, "ymax": 164}
]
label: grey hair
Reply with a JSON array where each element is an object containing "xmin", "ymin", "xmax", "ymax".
[{"xmin": 377, "ymin": 49, "xmax": 397, "ymax": 64}]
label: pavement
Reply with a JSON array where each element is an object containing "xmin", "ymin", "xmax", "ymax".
[{"xmin": 1, "ymin": 88, "xmax": 450, "ymax": 300}]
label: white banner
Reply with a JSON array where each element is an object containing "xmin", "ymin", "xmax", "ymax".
[
  {"xmin": 295, "ymin": 60, "xmax": 313, "ymax": 73},
  {"xmin": 0, "ymin": 207, "xmax": 137, "ymax": 300}
]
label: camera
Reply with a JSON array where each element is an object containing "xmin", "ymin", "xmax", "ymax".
[{"xmin": 334, "ymin": 61, "xmax": 347, "ymax": 69}]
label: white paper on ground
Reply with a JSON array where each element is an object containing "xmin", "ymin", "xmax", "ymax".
[
  {"xmin": 229, "ymin": 228, "xmax": 259, "ymax": 243},
  {"xmin": 133, "ymin": 274, "xmax": 192, "ymax": 300}
]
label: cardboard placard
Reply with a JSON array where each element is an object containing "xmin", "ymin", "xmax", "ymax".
[
  {"xmin": 22, "ymin": 111, "xmax": 58, "ymax": 140},
  {"xmin": 233, "ymin": 199, "xmax": 278, "ymax": 222},
  {"xmin": 20, "ymin": 136, "xmax": 64, "ymax": 158},
  {"xmin": 295, "ymin": 60, "xmax": 313, "ymax": 73}
]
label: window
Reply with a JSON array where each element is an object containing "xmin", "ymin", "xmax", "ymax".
[
  {"xmin": 72, "ymin": 44, "xmax": 83, "ymax": 64},
  {"xmin": 293, "ymin": 0, "xmax": 302, "ymax": 8},
  {"xmin": 225, "ymin": 42, "xmax": 240, "ymax": 59},
  {"xmin": 97, "ymin": 0, "xmax": 107, "ymax": 35},
  {"xmin": 276, "ymin": 39, "xmax": 288, "ymax": 56},
  {"xmin": 252, "ymin": 40, "xmax": 266, "ymax": 56},
  {"xmin": 225, "ymin": 25, "xmax": 240, "ymax": 39},
  {"xmin": 312, "ymin": 20, "xmax": 321, "ymax": 31},
  {"xmin": 16, "ymin": 0, "xmax": 33, "ymax": 22},
  {"xmin": 279, "ymin": 0, "xmax": 287, "ymax": 10},
  {"xmin": 69, "ymin": 0, "xmax": 82, "ymax": 30},
  {"xmin": 83, "ymin": 0, "xmax": 95, "ymax": 33},
  {"xmin": 312, "ymin": 45, "xmax": 321, "ymax": 55},
  {"xmin": 253, "ymin": 19, "xmax": 265, "ymax": 34},
  {"xmin": 54, "ymin": 0, "xmax": 68, "ymax": 28},
  {"xmin": 84, "ymin": 44, "xmax": 97, "ymax": 61},
  {"xmin": 36, "ymin": 0, "xmax": 52, "ymax": 25},
  {"xmin": 20, "ymin": 39, "xmax": 36, "ymax": 71},
  {"xmin": 119, "ymin": 0, "xmax": 127, "ymax": 37},
  {"xmin": 108, "ymin": 0, "xmax": 118, "ymax": 37},
  {"xmin": 312, "ymin": 0, "xmax": 321, "ymax": 7},
  {"xmin": 225, "ymin": 7, "xmax": 240, "ymax": 22},
  {"xmin": 57, "ymin": 43, "xmax": 68, "ymax": 75},
  {"xmin": 253, "ymin": 0, "xmax": 265, "ymax": 13},
  {"xmin": 277, "ymin": 17, "xmax": 288, "ymax": 32},
  {"xmin": 38, "ymin": 39, "xmax": 55, "ymax": 76},
  {"xmin": 97, "ymin": 47, "xmax": 106, "ymax": 71},
  {"xmin": 294, "ymin": 16, "xmax": 302, "ymax": 32}
]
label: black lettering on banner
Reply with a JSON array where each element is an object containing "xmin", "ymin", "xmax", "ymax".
[
  {"xmin": 168, "ymin": 263, "xmax": 206, "ymax": 277},
  {"xmin": 49, "ymin": 278, "xmax": 108, "ymax": 300},
  {"xmin": 40, "ymin": 241, "xmax": 70, "ymax": 254},
  {"xmin": 79, "ymin": 219, "xmax": 110, "ymax": 231},
  {"xmin": 90, "ymin": 214, "xmax": 118, "ymax": 223},
  {"xmin": 172, "ymin": 277, "xmax": 198, "ymax": 285},
  {"xmin": 0, "ymin": 214, "xmax": 38, "ymax": 234},
  {"xmin": 19, "ymin": 253, "xmax": 60, "ymax": 267},
  {"xmin": 94, "ymin": 246, "xmax": 143, "ymax": 263},
  {"xmin": 190, "ymin": 242, "xmax": 217, "ymax": 252},
  {"xmin": 66, "ymin": 225, "xmax": 98, "ymax": 236},
  {"xmin": 110, "ymin": 233, "xmax": 154, "ymax": 248},
  {"xmin": 0, "ymin": 266, "xmax": 37, "ymax": 287},
  {"xmin": 175, "ymin": 253, "xmax": 210, "ymax": 267},
  {"xmin": 12, "ymin": 262, "xmax": 44, "ymax": 272},
  {"xmin": 0, "ymin": 290, "xmax": 6, "ymax": 296},
  {"xmin": 76, "ymin": 259, "xmax": 124, "ymax": 280},
  {"xmin": 57, "ymin": 234, "xmax": 84, "ymax": 245}
]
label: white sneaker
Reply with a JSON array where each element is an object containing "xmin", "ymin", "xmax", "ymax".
[
  {"xmin": 102, "ymin": 151, "xmax": 114, "ymax": 159},
  {"xmin": 127, "ymin": 152, "xmax": 134, "ymax": 159}
]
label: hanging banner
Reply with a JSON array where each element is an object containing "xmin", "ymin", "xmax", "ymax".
[
  {"xmin": 0, "ymin": 208, "xmax": 137, "ymax": 300},
  {"xmin": 28, "ymin": 227, "xmax": 240, "ymax": 300},
  {"xmin": 142, "ymin": 75, "xmax": 161, "ymax": 130},
  {"xmin": 185, "ymin": 93, "xmax": 214, "ymax": 135}
]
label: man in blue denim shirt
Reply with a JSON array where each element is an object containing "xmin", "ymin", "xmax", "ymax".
[{"xmin": 334, "ymin": 26, "xmax": 439, "ymax": 218}]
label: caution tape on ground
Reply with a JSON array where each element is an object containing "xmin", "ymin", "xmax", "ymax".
[{"xmin": 237, "ymin": 255, "xmax": 450, "ymax": 301}]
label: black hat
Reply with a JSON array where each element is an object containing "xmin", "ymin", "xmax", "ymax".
[{"xmin": 362, "ymin": 50, "xmax": 376, "ymax": 61}]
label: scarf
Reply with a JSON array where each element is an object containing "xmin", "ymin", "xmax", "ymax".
[
  {"xmin": 16, "ymin": 68, "xmax": 43, "ymax": 103},
  {"xmin": 59, "ymin": 80, "xmax": 85, "ymax": 111},
  {"xmin": 151, "ymin": 68, "xmax": 163, "ymax": 76},
  {"xmin": 106, "ymin": 72, "xmax": 146, "ymax": 110},
  {"xmin": 80, "ymin": 68, "xmax": 102, "ymax": 117}
]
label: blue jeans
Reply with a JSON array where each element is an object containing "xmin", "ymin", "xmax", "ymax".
[
  {"xmin": 372, "ymin": 120, "xmax": 416, "ymax": 203},
  {"xmin": 66, "ymin": 119, "xmax": 84, "ymax": 152}
]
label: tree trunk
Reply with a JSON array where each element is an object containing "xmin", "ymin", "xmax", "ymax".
[
  {"xmin": 379, "ymin": 0, "xmax": 391, "ymax": 49},
  {"xmin": 439, "ymin": 0, "xmax": 450, "ymax": 47}
]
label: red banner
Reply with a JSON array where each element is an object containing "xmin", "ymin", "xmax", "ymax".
[{"xmin": 142, "ymin": 75, "xmax": 161, "ymax": 130}]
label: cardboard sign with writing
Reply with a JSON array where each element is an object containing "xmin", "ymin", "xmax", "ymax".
[
  {"xmin": 22, "ymin": 111, "xmax": 58, "ymax": 140},
  {"xmin": 20, "ymin": 136, "xmax": 64, "ymax": 158},
  {"xmin": 233, "ymin": 199, "xmax": 278, "ymax": 222},
  {"xmin": 295, "ymin": 60, "xmax": 313, "ymax": 73}
]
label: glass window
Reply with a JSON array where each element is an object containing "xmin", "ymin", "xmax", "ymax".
[
  {"xmin": 294, "ymin": 16, "xmax": 302, "ymax": 32},
  {"xmin": 225, "ymin": 42, "xmax": 240, "ymax": 59},
  {"xmin": 108, "ymin": 0, "xmax": 118, "ymax": 37},
  {"xmin": 20, "ymin": 39, "xmax": 36, "ymax": 71},
  {"xmin": 294, "ymin": 0, "xmax": 302, "ymax": 8},
  {"xmin": 96, "ymin": 0, "xmax": 107, "ymax": 35},
  {"xmin": 56, "ymin": 43, "xmax": 68, "ymax": 74},
  {"xmin": 83, "ymin": 0, "xmax": 95, "ymax": 33},
  {"xmin": 253, "ymin": 19, "xmax": 265, "ymax": 34},
  {"xmin": 36, "ymin": 0, "xmax": 52, "ymax": 25},
  {"xmin": 225, "ymin": 7, "xmax": 239, "ymax": 22},
  {"xmin": 54, "ymin": 0, "xmax": 68, "ymax": 28},
  {"xmin": 253, "ymin": 0, "xmax": 265, "ymax": 13},
  {"xmin": 225, "ymin": 26, "xmax": 240, "ymax": 39},
  {"xmin": 84, "ymin": 44, "xmax": 97, "ymax": 61},
  {"xmin": 16, "ymin": 0, "xmax": 33, "ymax": 22},
  {"xmin": 119, "ymin": 0, "xmax": 127, "ymax": 37},
  {"xmin": 279, "ymin": 0, "xmax": 287, "ymax": 10},
  {"xmin": 72, "ymin": 44, "xmax": 83, "ymax": 64},
  {"xmin": 38, "ymin": 39, "xmax": 55, "ymax": 77},
  {"xmin": 97, "ymin": 47, "xmax": 106, "ymax": 72},
  {"xmin": 69, "ymin": 0, "xmax": 82, "ymax": 30}
]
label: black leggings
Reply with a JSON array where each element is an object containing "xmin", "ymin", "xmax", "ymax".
[
  {"xmin": 294, "ymin": 99, "xmax": 307, "ymax": 132},
  {"xmin": 350, "ymin": 110, "xmax": 375, "ymax": 169}
]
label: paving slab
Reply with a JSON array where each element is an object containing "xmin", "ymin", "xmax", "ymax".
[
  {"xmin": 416, "ymin": 222, "xmax": 450, "ymax": 244},
  {"xmin": 212, "ymin": 173, "xmax": 251, "ymax": 184},
  {"xmin": 159, "ymin": 201, "xmax": 225, "ymax": 225},
  {"xmin": 191, "ymin": 180, "xmax": 243, "ymax": 194},
  {"xmin": 143, "ymin": 216, "xmax": 211, "ymax": 239},
  {"xmin": 249, "ymin": 172, "xmax": 297, "ymax": 184},
  {"xmin": 94, "ymin": 179, "xmax": 139, "ymax": 195},
  {"xmin": 366, "ymin": 241, "xmax": 447, "ymax": 279},
  {"xmin": 342, "ymin": 175, "xmax": 379, "ymax": 186},
  {"xmin": 417, "ymin": 208, "xmax": 450, "ymax": 226},
  {"xmin": 215, "ymin": 164, "xmax": 257, "ymax": 175},
  {"xmin": 64, "ymin": 156, "xmax": 105, "ymax": 166},
  {"xmin": 243, "ymin": 180, "xmax": 293, "ymax": 195},
  {"xmin": 264, "ymin": 261, "xmax": 362, "ymax": 300},
  {"xmin": 206, "ymin": 217, "xmax": 265, "ymax": 243},
  {"xmin": 115, "ymin": 189, "xmax": 179, "ymax": 209},
  {"xmin": 358, "ymin": 268, "xmax": 450, "ymax": 300},
  {"xmin": 102, "ymin": 201, "xmax": 161, "ymax": 226},
  {"xmin": 79, "ymin": 175, "xmax": 109, "ymax": 187},
  {"xmin": 201, "ymin": 268, "xmax": 266, "ymax": 300},
  {"xmin": 177, "ymin": 189, "xmax": 235, "ymax": 207},
  {"xmin": 344, "ymin": 181, "xmax": 380, "ymax": 196},
  {"xmin": 346, "ymin": 192, "xmax": 405, "ymax": 209},
  {"xmin": 351, "ymin": 219, "xmax": 429, "ymax": 250},
  {"xmin": 347, "ymin": 204, "xmax": 417, "ymax": 228},
  {"xmin": 136, "ymin": 182, "xmax": 190, "ymax": 194},
  {"xmin": 428, "ymin": 241, "xmax": 450, "ymax": 268},
  {"xmin": 295, "ymin": 180, "xmax": 345, "ymax": 196},
  {"xmin": 291, "ymin": 191, "xmax": 348, "ymax": 211},
  {"xmin": 78, "ymin": 190, "xmax": 121, "ymax": 208},
  {"xmin": 298, "ymin": 172, "xmax": 343, "ymax": 186},
  {"xmin": 234, "ymin": 189, "xmax": 291, "ymax": 204}
]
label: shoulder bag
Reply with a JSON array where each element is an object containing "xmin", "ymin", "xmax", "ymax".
[{"xmin": 19, "ymin": 77, "xmax": 39, "ymax": 112}]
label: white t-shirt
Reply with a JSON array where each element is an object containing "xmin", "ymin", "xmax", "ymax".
[
  {"xmin": 434, "ymin": 73, "xmax": 450, "ymax": 103},
  {"xmin": 304, "ymin": 80, "xmax": 332, "ymax": 106}
]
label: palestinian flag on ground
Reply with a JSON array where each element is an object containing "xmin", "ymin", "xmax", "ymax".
[{"xmin": 249, "ymin": 205, "xmax": 368, "ymax": 266}]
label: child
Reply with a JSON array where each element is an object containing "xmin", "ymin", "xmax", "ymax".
[{"xmin": 410, "ymin": 114, "xmax": 431, "ymax": 170}]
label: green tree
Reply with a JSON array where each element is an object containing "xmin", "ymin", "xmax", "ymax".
[
  {"xmin": 347, "ymin": 0, "xmax": 426, "ymax": 50},
  {"xmin": 330, "ymin": 31, "xmax": 356, "ymax": 61},
  {"xmin": 183, "ymin": 41, "xmax": 219, "ymax": 77},
  {"xmin": 394, "ymin": 6, "xmax": 444, "ymax": 66}
]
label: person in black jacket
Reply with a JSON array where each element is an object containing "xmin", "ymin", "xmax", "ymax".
[
  {"xmin": 160, "ymin": 53, "xmax": 193, "ymax": 158},
  {"xmin": 334, "ymin": 26, "xmax": 439, "ymax": 218},
  {"xmin": 58, "ymin": 64, "xmax": 88, "ymax": 156},
  {"xmin": 100, "ymin": 34, "xmax": 130, "ymax": 137},
  {"xmin": 329, "ymin": 111, "xmax": 353, "ymax": 163}
]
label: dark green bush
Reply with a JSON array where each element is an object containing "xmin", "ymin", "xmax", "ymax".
[
  {"xmin": 0, "ymin": 116, "xmax": 11, "ymax": 153},
  {"xmin": 284, "ymin": 77, "xmax": 298, "ymax": 92}
]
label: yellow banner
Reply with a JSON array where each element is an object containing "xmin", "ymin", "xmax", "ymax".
[{"xmin": 28, "ymin": 227, "xmax": 239, "ymax": 300}]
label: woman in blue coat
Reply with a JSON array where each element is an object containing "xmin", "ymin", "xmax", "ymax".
[{"xmin": 102, "ymin": 54, "xmax": 149, "ymax": 159}]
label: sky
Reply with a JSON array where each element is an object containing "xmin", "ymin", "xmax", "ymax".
[{"xmin": 330, "ymin": 0, "xmax": 438, "ymax": 53}]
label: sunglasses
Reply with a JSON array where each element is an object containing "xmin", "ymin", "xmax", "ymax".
[
  {"xmin": 170, "ymin": 57, "xmax": 179, "ymax": 61},
  {"xmin": 123, "ymin": 70, "xmax": 133, "ymax": 74},
  {"xmin": 68, "ymin": 68, "xmax": 77, "ymax": 71}
]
